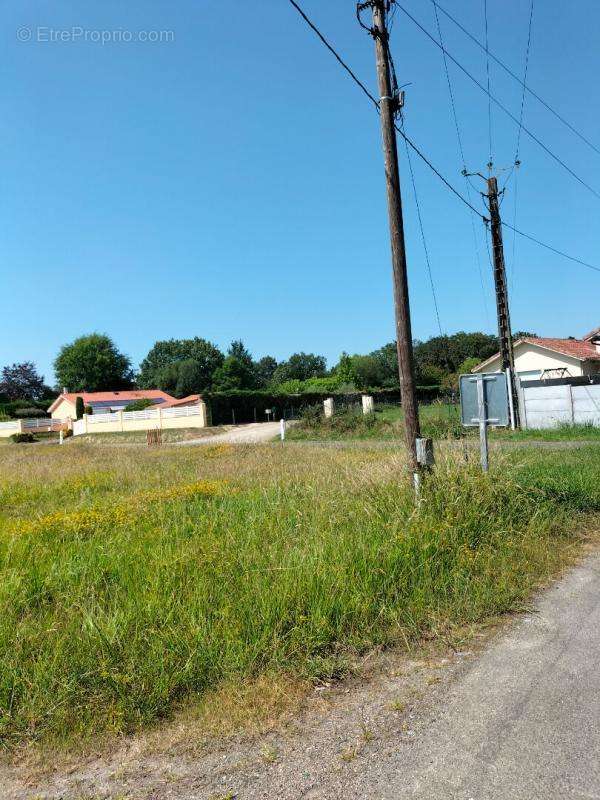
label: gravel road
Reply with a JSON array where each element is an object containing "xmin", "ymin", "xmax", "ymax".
[{"xmin": 176, "ymin": 421, "xmax": 282, "ymax": 446}]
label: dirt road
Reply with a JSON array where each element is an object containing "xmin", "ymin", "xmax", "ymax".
[{"xmin": 176, "ymin": 421, "xmax": 282, "ymax": 446}]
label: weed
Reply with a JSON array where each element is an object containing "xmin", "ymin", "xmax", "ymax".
[{"xmin": 0, "ymin": 442, "xmax": 595, "ymax": 749}]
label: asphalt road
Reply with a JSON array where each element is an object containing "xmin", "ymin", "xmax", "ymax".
[{"xmin": 371, "ymin": 553, "xmax": 600, "ymax": 800}]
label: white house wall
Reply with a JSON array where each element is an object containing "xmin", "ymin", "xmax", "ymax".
[{"xmin": 475, "ymin": 343, "xmax": 584, "ymax": 378}]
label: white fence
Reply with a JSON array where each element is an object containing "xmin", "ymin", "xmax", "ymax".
[
  {"xmin": 0, "ymin": 417, "xmax": 69, "ymax": 438},
  {"xmin": 521, "ymin": 382, "xmax": 600, "ymax": 429},
  {"xmin": 72, "ymin": 402, "xmax": 209, "ymax": 436}
]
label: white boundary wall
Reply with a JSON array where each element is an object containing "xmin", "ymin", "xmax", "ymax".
[
  {"xmin": 521, "ymin": 383, "xmax": 600, "ymax": 429},
  {"xmin": 72, "ymin": 402, "xmax": 210, "ymax": 436},
  {"xmin": 0, "ymin": 418, "xmax": 69, "ymax": 438}
]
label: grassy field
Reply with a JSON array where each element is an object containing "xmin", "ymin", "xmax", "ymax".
[
  {"xmin": 286, "ymin": 403, "xmax": 600, "ymax": 443},
  {"xmin": 0, "ymin": 438, "xmax": 599, "ymax": 751}
]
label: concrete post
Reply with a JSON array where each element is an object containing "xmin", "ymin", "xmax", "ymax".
[
  {"xmin": 119, "ymin": 410, "xmax": 124, "ymax": 432},
  {"xmin": 324, "ymin": 397, "xmax": 334, "ymax": 418},
  {"xmin": 157, "ymin": 407, "xmax": 163, "ymax": 430},
  {"xmin": 17, "ymin": 420, "xmax": 24, "ymax": 434},
  {"xmin": 362, "ymin": 395, "xmax": 375, "ymax": 415},
  {"xmin": 83, "ymin": 414, "xmax": 89, "ymax": 433},
  {"xmin": 199, "ymin": 400, "xmax": 211, "ymax": 427}
]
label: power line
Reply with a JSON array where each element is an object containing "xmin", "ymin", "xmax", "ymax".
[
  {"xmin": 483, "ymin": 0, "xmax": 493, "ymax": 168},
  {"xmin": 393, "ymin": 122, "xmax": 487, "ymax": 219},
  {"xmin": 286, "ymin": 0, "xmax": 379, "ymax": 111},
  {"xmin": 511, "ymin": 0, "xmax": 534, "ymax": 295},
  {"xmin": 515, "ymin": 0, "xmax": 534, "ymax": 162},
  {"xmin": 286, "ymin": 0, "xmax": 600, "ymax": 277},
  {"xmin": 502, "ymin": 221, "xmax": 600, "ymax": 274},
  {"xmin": 396, "ymin": 3, "xmax": 600, "ymax": 201},
  {"xmin": 286, "ymin": 0, "xmax": 489, "ymax": 221},
  {"xmin": 431, "ymin": 0, "xmax": 491, "ymax": 326},
  {"xmin": 432, "ymin": 0, "xmax": 465, "ymax": 167},
  {"xmin": 401, "ymin": 128, "xmax": 443, "ymax": 335},
  {"xmin": 431, "ymin": 0, "xmax": 600, "ymax": 159}
]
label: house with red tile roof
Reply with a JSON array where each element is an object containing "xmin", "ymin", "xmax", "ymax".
[
  {"xmin": 48, "ymin": 389, "xmax": 180, "ymax": 420},
  {"xmin": 473, "ymin": 329, "xmax": 600, "ymax": 381}
]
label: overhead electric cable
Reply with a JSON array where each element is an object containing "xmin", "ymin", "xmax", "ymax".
[
  {"xmin": 515, "ymin": 0, "xmax": 534, "ymax": 161},
  {"xmin": 483, "ymin": 0, "xmax": 493, "ymax": 168},
  {"xmin": 431, "ymin": 0, "xmax": 600, "ymax": 158},
  {"xmin": 396, "ymin": 3, "xmax": 600, "ymax": 201},
  {"xmin": 432, "ymin": 0, "xmax": 491, "ymax": 326},
  {"xmin": 286, "ymin": 0, "xmax": 600, "ymax": 276},
  {"xmin": 510, "ymin": 0, "xmax": 534, "ymax": 293},
  {"xmin": 502, "ymin": 222, "xmax": 600, "ymax": 274},
  {"xmin": 401, "ymin": 130, "xmax": 443, "ymax": 335},
  {"xmin": 287, "ymin": 0, "xmax": 379, "ymax": 110}
]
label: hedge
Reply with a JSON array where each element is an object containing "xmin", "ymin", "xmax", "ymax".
[{"xmin": 205, "ymin": 387, "xmax": 449, "ymax": 426}]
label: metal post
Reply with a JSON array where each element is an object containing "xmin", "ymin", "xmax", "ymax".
[
  {"xmin": 476, "ymin": 376, "xmax": 489, "ymax": 472},
  {"xmin": 506, "ymin": 367, "xmax": 516, "ymax": 430}
]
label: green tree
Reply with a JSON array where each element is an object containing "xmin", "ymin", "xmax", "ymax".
[
  {"xmin": 228, "ymin": 340, "xmax": 253, "ymax": 369},
  {"xmin": 0, "ymin": 361, "xmax": 49, "ymax": 401},
  {"xmin": 211, "ymin": 356, "xmax": 255, "ymax": 391},
  {"xmin": 75, "ymin": 396, "xmax": 85, "ymax": 420},
  {"xmin": 350, "ymin": 355, "xmax": 388, "ymax": 391},
  {"xmin": 457, "ymin": 356, "xmax": 481, "ymax": 374},
  {"xmin": 175, "ymin": 359, "xmax": 206, "ymax": 397},
  {"xmin": 513, "ymin": 331, "xmax": 537, "ymax": 340},
  {"xmin": 225, "ymin": 340, "xmax": 257, "ymax": 388},
  {"xmin": 335, "ymin": 352, "xmax": 357, "ymax": 385},
  {"xmin": 417, "ymin": 364, "xmax": 446, "ymax": 386},
  {"xmin": 254, "ymin": 355, "xmax": 278, "ymax": 388},
  {"xmin": 271, "ymin": 353, "xmax": 327, "ymax": 386},
  {"xmin": 138, "ymin": 338, "xmax": 223, "ymax": 390},
  {"xmin": 367, "ymin": 343, "xmax": 399, "ymax": 387},
  {"xmin": 413, "ymin": 332, "xmax": 497, "ymax": 375},
  {"xmin": 54, "ymin": 334, "xmax": 134, "ymax": 393}
]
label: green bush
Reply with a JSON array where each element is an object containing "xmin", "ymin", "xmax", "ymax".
[{"xmin": 10, "ymin": 433, "xmax": 36, "ymax": 444}]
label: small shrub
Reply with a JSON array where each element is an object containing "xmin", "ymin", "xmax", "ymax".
[
  {"xmin": 84, "ymin": 405, "xmax": 93, "ymax": 415},
  {"xmin": 10, "ymin": 433, "xmax": 36, "ymax": 444},
  {"xmin": 299, "ymin": 403, "xmax": 324, "ymax": 427}
]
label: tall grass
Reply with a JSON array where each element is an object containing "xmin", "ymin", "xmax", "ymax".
[
  {"xmin": 288, "ymin": 402, "xmax": 463, "ymax": 441},
  {"xmin": 0, "ymin": 443, "xmax": 594, "ymax": 748}
]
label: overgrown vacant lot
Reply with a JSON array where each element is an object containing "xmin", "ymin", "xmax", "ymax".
[
  {"xmin": 287, "ymin": 402, "xmax": 600, "ymax": 442},
  {"xmin": 0, "ymin": 439, "xmax": 599, "ymax": 750}
]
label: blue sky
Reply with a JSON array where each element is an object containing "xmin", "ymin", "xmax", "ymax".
[{"xmin": 2, "ymin": 0, "xmax": 599, "ymax": 385}]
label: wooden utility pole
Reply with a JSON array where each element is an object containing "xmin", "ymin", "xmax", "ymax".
[
  {"xmin": 486, "ymin": 176, "xmax": 520, "ymax": 427},
  {"xmin": 370, "ymin": 0, "xmax": 421, "ymax": 471}
]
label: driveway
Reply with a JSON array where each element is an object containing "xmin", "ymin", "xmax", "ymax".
[{"xmin": 176, "ymin": 421, "xmax": 282, "ymax": 446}]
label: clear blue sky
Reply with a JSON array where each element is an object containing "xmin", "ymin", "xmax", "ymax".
[{"xmin": 2, "ymin": 0, "xmax": 599, "ymax": 385}]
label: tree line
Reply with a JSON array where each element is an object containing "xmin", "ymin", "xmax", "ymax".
[{"xmin": 1, "ymin": 329, "xmax": 536, "ymax": 406}]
